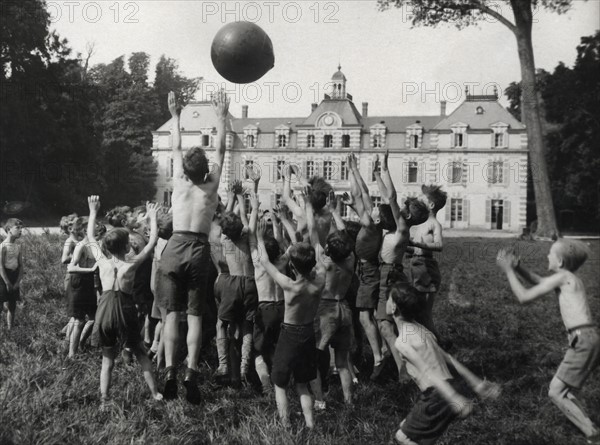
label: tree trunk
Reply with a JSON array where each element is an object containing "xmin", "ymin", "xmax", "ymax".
[{"xmin": 511, "ymin": 0, "xmax": 559, "ymax": 239}]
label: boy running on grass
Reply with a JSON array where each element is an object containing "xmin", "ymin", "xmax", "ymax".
[
  {"xmin": 387, "ymin": 282, "xmax": 500, "ymax": 445},
  {"xmin": 0, "ymin": 219, "xmax": 23, "ymax": 330},
  {"xmin": 407, "ymin": 184, "xmax": 446, "ymax": 342},
  {"xmin": 256, "ymin": 205, "xmax": 325, "ymax": 429},
  {"xmin": 497, "ymin": 240, "xmax": 600, "ymax": 443},
  {"xmin": 84, "ymin": 196, "xmax": 163, "ymax": 408},
  {"xmin": 158, "ymin": 89, "xmax": 230, "ymax": 404}
]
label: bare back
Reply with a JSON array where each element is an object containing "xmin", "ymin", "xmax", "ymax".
[
  {"xmin": 172, "ymin": 177, "xmax": 219, "ymax": 235},
  {"xmin": 315, "ymin": 209, "xmax": 333, "ymax": 248},
  {"xmin": 322, "ymin": 253, "xmax": 355, "ymax": 301},
  {"xmin": 283, "ymin": 273, "xmax": 325, "ymax": 325},
  {"xmin": 557, "ymin": 270, "xmax": 594, "ymax": 330},
  {"xmin": 380, "ymin": 230, "xmax": 409, "ymax": 264},
  {"xmin": 254, "ymin": 254, "xmax": 287, "ymax": 303},
  {"xmin": 221, "ymin": 232, "xmax": 254, "ymax": 277}
]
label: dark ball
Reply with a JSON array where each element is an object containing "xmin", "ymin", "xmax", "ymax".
[{"xmin": 211, "ymin": 22, "xmax": 275, "ymax": 84}]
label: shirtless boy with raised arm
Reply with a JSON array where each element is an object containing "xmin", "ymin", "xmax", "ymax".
[
  {"xmin": 158, "ymin": 90, "xmax": 230, "ymax": 404},
  {"xmin": 256, "ymin": 194, "xmax": 325, "ymax": 429}
]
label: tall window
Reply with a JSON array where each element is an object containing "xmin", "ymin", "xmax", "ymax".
[
  {"xmin": 340, "ymin": 160, "xmax": 348, "ymax": 180},
  {"xmin": 307, "ymin": 134, "xmax": 315, "ymax": 148},
  {"xmin": 163, "ymin": 190, "xmax": 173, "ymax": 207},
  {"xmin": 338, "ymin": 198, "xmax": 348, "ymax": 217},
  {"xmin": 244, "ymin": 160, "xmax": 254, "ymax": 180},
  {"xmin": 489, "ymin": 161, "xmax": 504, "ymax": 184},
  {"xmin": 202, "ymin": 135, "xmax": 210, "ymax": 147},
  {"xmin": 449, "ymin": 162, "xmax": 462, "ymax": 184},
  {"xmin": 246, "ymin": 134, "xmax": 255, "ymax": 148},
  {"xmin": 167, "ymin": 157, "xmax": 173, "ymax": 178},
  {"xmin": 454, "ymin": 133, "xmax": 464, "ymax": 148},
  {"xmin": 278, "ymin": 135, "xmax": 287, "ymax": 148},
  {"xmin": 243, "ymin": 193, "xmax": 251, "ymax": 213},
  {"xmin": 324, "ymin": 135, "xmax": 333, "ymax": 148},
  {"xmin": 324, "ymin": 161, "xmax": 333, "ymax": 180},
  {"xmin": 276, "ymin": 160, "xmax": 285, "ymax": 180},
  {"xmin": 411, "ymin": 134, "xmax": 419, "ymax": 149},
  {"xmin": 494, "ymin": 133, "xmax": 504, "ymax": 148},
  {"xmin": 306, "ymin": 161, "xmax": 315, "ymax": 179},
  {"xmin": 450, "ymin": 198, "xmax": 463, "ymax": 222},
  {"xmin": 371, "ymin": 196, "xmax": 382, "ymax": 208},
  {"xmin": 373, "ymin": 135, "xmax": 382, "ymax": 148},
  {"xmin": 342, "ymin": 135, "xmax": 350, "ymax": 148},
  {"xmin": 408, "ymin": 162, "xmax": 418, "ymax": 183}
]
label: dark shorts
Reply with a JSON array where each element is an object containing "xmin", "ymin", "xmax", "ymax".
[
  {"xmin": 213, "ymin": 273, "xmax": 229, "ymax": 306},
  {"xmin": 271, "ymin": 323, "xmax": 318, "ymax": 387},
  {"xmin": 157, "ymin": 232, "xmax": 211, "ymax": 317},
  {"xmin": 406, "ymin": 255, "xmax": 441, "ymax": 294},
  {"xmin": 376, "ymin": 263, "xmax": 408, "ymax": 321},
  {"xmin": 0, "ymin": 269, "xmax": 20, "ymax": 306},
  {"xmin": 67, "ymin": 272, "xmax": 97, "ymax": 320},
  {"xmin": 356, "ymin": 260, "xmax": 380, "ymax": 310},
  {"xmin": 314, "ymin": 299, "xmax": 355, "ymax": 351},
  {"xmin": 556, "ymin": 326, "xmax": 600, "ymax": 389},
  {"xmin": 93, "ymin": 290, "xmax": 142, "ymax": 349},
  {"xmin": 401, "ymin": 379, "xmax": 469, "ymax": 445},
  {"xmin": 253, "ymin": 301, "xmax": 285, "ymax": 356},
  {"xmin": 132, "ymin": 257, "xmax": 153, "ymax": 315},
  {"xmin": 217, "ymin": 275, "xmax": 258, "ymax": 324}
]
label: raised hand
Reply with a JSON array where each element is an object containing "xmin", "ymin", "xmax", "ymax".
[
  {"xmin": 327, "ymin": 190, "xmax": 338, "ymax": 213},
  {"xmin": 168, "ymin": 91, "xmax": 178, "ymax": 118},
  {"xmin": 341, "ymin": 192, "xmax": 354, "ymax": 207},
  {"xmin": 257, "ymin": 218, "xmax": 267, "ymax": 240},
  {"xmin": 88, "ymin": 195, "xmax": 101, "ymax": 213},
  {"xmin": 211, "ymin": 88, "xmax": 230, "ymax": 120},
  {"xmin": 250, "ymin": 190, "xmax": 260, "ymax": 210},
  {"xmin": 146, "ymin": 201, "xmax": 160, "ymax": 220},
  {"xmin": 348, "ymin": 153, "xmax": 358, "ymax": 171},
  {"xmin": 383, "ymin": 149, "xmax": 389, "ymax": 171},
  {"xmin": 289, "ymin": 164, "xmax": 300, "ymax": 178},
  {"xmin": 231, "ymin": 179, "xmax": 244, "ymax": 196}
]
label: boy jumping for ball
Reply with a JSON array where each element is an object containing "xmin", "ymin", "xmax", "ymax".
[
  {"xmin": 386, "ymin": 282, "xmax": 500, "ymax": 445},
  {"xmin": 256, "ymin": 209, "xmax": 325, "ymax": 429},
  {"xmin": 158, "ymin": 89, "xmax": 230, "ymax": 404},
  {"xmin": 497, "ymin": 241, "xmax": 600, "ymax": 443}
]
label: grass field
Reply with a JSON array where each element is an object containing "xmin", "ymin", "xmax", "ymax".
[{"xmin": 1, "ymin": 234, "xmax": 599, "ymax": 445}]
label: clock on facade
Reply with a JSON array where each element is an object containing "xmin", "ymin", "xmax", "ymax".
[{"xmin": 324, "ymin": 115, "xmax": 334, "ymax": 126}]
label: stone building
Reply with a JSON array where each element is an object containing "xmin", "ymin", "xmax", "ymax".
[{"xmin": 152, "ymin": 67, "xmax": 528, "ymax": 232}]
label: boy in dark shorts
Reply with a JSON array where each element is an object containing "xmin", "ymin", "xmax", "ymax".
[
  {"xmin": 158, "ymin": 90, "xmax": 229, "ymax": 404},
  {"xmin": 256, "ymin": 212, "xmax": 325, "ymax": 429},
  {"xmin": 309, "ymin": 191, "xmax": 356, "ymax": 408},
  {"xmin": 407, "ymin": 184, "xmax": 446, "ymax": 341},
  {"xmin": 498, "ymin": 241, "xmax": 600, "ymax": 443},
  {"xmin": 0, "ymin": 218, "xmax": 23, "ymax": 330},
  {"xmin": 387, "ymin": 283, "xmax": 500, "ymax": 445},
  {"xmin": 85, "ymin": 196, "xmax": 163, "ymax": 408}
]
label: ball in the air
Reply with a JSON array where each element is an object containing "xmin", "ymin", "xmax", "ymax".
[{"xmin": 211, "ymin": 21, "xmax": 275, "ymax": 84}]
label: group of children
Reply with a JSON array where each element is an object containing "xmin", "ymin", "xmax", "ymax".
[{"xmin": 1, "ymin": 89, "xmax": 598, "ymax": 444}]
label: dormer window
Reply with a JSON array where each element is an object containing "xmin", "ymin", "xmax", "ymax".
[
  {"xmin": 243, "ymin": 124, "xmax": 259, "ymax": 149},
  {"xmin": 278, "ymin": 134, "xmax": 287, "ymax": 148},
  {"xmin": 246, "ymin": 134, "xmax": 255, "ymax": 148},
  {"xmin": 192, "ymin": 111, "xmax": 199, "ymax": 118},
  {"xmin": 494, "ymin": 133, "xmax": 503, "ymax": 148},
  {"xmin": 373, "ymin": 135, "xmax": 382, "ymax": 148},
  {"xmin": 202, "ymin": 135, "xmax": 210, "ymax": 147},
  {"xmin": 406, "ymin": 123, "xmax": 423, "ymax": 149},
  {"xmin": 324, "ymin": 135, "xmax": 333, "ymax": 148},
  {"xmin": 454, "ymin": 133, "xmax": 464, "ymax": 148},
  {"xmin": 370, "ymin": 123, "xmax": 387, "ymax": 149},
  {"xmin": 451, "ymin": 123, "xmax": 468, "ymax": 149},
  {"xmin": 491, "ymin": 122, "xmax": 509, "ymax": 149},
  {"xmin": 342, "ymin": 135, "xmax": 350, "ymax": 148},
  {"xmin": 476, "ymin": 106, "xmax": 484, "ymax": 114},
  {"xmin": 307, "ymin": 134, "xmax": 315, "ymax": 148}
]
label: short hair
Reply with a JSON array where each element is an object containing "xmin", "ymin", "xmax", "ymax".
[
  {"xmin": 388, "ymin": 283, "xmax": 422, "ymax": 321},
  {"xmin": 59, "ymin": 213, "xmax": 78, "ymax": 235},
  {"xmin": 288, "ymin": 242, "xmax": 316, "ymax": 276},
  {"xmin": 95, "ymin": 222, "xmax": 107, "ymax": 239},
  {"xmin": 183, "ymin": 146, "xmax": 209, "ymax": 185},
  {"xmin": 308, "ymin": 177, "xmax": 333, "ymax": 211},
  {"xmin": 106, "ymin": 208, "xmax": 128, "ymax": 228},
  {"xmin": 325, "ymin": 231, "xmax": 354, "ymax": 262},
  {"xmin": 421, "ymin": 184, "xmax": 447, "ymax": 213},
  {"xmin": 553, "ymin": 239, "xmax": 590, "ymax": 272},
  {"xmin": 157, "ymin": 211, "xmax": 173, "ymax": 240},
  {"xmin": 401, "ymin": 198, "xmax": 429, "ymax": 227},
  {"xmin": 344, "ymin": 221, "xmax": 361, "ymax": 243},
  {"xmin": 263, "ymin": 235, "xmax": 281, "ymax": 262},
  {"xmin": 4, "ymin": 218, "xmax": 23, "ymax": 232},
  {"xmin": 102, "ymin": 228, "xmax": 130, "ymax": 256},
  {"xmin": 379, "ymin": 204, "xmax": 397, "ymax": 232},
  {"xmin": 71, "ymin": 217, "xmax": 88, "ymax": 239},
  {"xmin": 220, "ymin": 211, "xmax": 244, "ymax": 241}
]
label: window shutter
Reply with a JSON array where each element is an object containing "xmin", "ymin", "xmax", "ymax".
[
  {"xmin": 402, "ymin": 161, "xmax": 408, "ymax": 183},
  {"xmin": 485, "ymin": 199, "xmax": 491, "ymax": 223},
  {"xmin": 445, "ymin": 202, "xmax": 451, "ymax": 221},
  {"xmin": 486, "ymin": 163, "xmax": 492, "ymax": 184},
  {"xmin": 464, "ymin": 199, "xmax": 470, "ymax": 225},
  {"xmin": 503, "ymin": 161, "xmax": 510, "ymax": 186},
  {"xmin": 461, "ymin": 161, "xmax": 467, "ymax": 187},
  {"xmin": 503, "ymin": 200, "xmax": 511, "ymax": 226},
  {"xmin": 270, "ymin": 193, "xmax": 276, "ymax": 211}
]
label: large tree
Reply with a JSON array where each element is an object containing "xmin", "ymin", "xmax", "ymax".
[{"xmin": 377, "ymin": 0, "xmax": 574, "ymax": 238}]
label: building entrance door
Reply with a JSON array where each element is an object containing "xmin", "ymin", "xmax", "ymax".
[{"xmin": 491, "ymin": 200, "xmax": 503, "ymax": 230}]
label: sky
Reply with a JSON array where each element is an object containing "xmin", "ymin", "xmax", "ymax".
[{"xmin": 50, "ymin": 0, "xmax": 599, "ymax": 119}]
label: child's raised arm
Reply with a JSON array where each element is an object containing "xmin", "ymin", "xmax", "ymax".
[
  {"xmin": 86, "ymin": 196, "xmax": 106, "ymax": 263},
  {"xmin": 248, "ymin": 190, "xmax": 260, "ymax": 251},
  {"xmin": 349, "ymin": 153, "xmax": 373, "ymax": 216},
  {"xmin": 207, "ymin": 89, "xmax": 231, "ymax": 191},
  {"xmin": 67, "ymin": 242, "xmax": 97, "ymax": 274},
  {"xmin": 168, "ymin": 92, "xmax": 184, "ymax": 180},
  {"xmin": 256, "ymin": 219, "xmax": 295, "ymax": 291},
  {"xmin": 327, "ymin": 191, "xmax": 345, "ymax": 232},
  {"xmin": 275, "ymin": 204, "xmax": 299, "ymax": 247},
  {"xmin": 131, "ymin": 202, "xmax": 160, "ymax": 265},
  {"xmin": 497, "ymin": 249, "xmax": 564, "ymax": 303},
  {"xmin": 282, "ymin": 164, "xmax": 307, "ymax": 225}
]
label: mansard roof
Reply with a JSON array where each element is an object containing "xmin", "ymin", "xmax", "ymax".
[
  {"xmin": 434, "ymin": 98, "xmax": 525, "ymax": 131},
  {"xmin": 301, "ymin": 99, "xmax": 363, "ymax": 126},
  {"xmin": 362, "ymin": 116, "xmax": 443, "ymax": 132},
  {"xmin": 156, "ymin": 101, "xmax": 234, "ymax": 132}
]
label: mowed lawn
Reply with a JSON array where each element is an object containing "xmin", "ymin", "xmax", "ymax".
[{"xmin": 1, "ymin": 235, "xmax": 598, "ymax": 445}]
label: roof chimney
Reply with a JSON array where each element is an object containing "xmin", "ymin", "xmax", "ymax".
[
  {"xmin": 440, "ymin": 101, "xmax": 447, "ymax": 117},
  {"xmin": 242, "ymin": 105, "xmax": 248, "ymax": 119},
  {"xmin": 362, "ymin": 102, "xmax": 368, "ymax": 117},
  {"xmin": 311, "ymin": 103, "xmax": 318, "ymax": 112}
]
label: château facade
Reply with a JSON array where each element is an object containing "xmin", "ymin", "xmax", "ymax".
[{"xmin": 152, "ymin": 67, "xmax": 528, "ymax": 232}]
